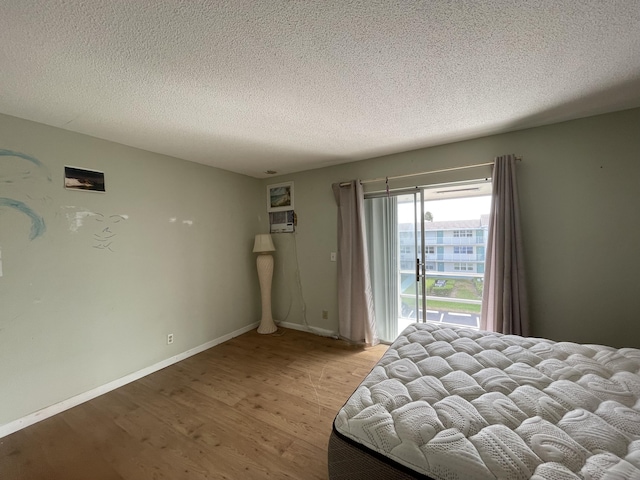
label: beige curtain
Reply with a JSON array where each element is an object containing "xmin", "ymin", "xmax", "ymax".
[
  {"xmin": 481, "ymin": 155, "xmax": 530, "ymax": 335},
  {"xmin": 332, "ymin": 181, "xmax": 379, "ymax": 346}
]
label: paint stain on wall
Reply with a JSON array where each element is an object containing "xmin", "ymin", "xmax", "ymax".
[
  {"xmin": 0, "ymin": 197, "xmax": 46, "ymax": 240},
  {"xmin": 169, "ymin": 217, "xmax": 194, "ymax": 226},
  {"xmin": 1, "ymin": 149, "xmax": 51, "ymax": 240},
  {"xmin": 65, "ymin": 209, "xmax": 97, "ymax": 233},
  {"xmin": 0, "ymin": 149, "xmax": 52, "ymax": 182}
]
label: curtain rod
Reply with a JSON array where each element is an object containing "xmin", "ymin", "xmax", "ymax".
[{"xmin": 339, "ymin": 157, "xmax": 522, "ymax": 187}]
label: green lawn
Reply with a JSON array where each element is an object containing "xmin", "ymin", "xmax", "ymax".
[
  {"xmin": 401, "ymin": 297, "xmax": 481, "ymax": 315},
  {"xmin": 402, "ymin": 277, "xmax": 483, "ymax": 300},
  {"xmin": 426, "ymin": 299, "xmax": 481, "ymax": 315}
]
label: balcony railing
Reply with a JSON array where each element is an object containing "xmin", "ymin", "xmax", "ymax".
[{"xmin": 400, "ymin": 254, "xmax": 485, "ymax": 262}]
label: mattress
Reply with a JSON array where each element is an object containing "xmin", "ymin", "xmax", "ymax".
[{"xmin": 331, "ymin": 323, "xmax": 640, "ymax": 480}]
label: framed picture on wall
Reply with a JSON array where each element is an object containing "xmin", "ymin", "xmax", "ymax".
[
  {"xmin": 267, "ymin": 182, "xmax": 294, "ymax": 212},
  {"xmin": 64, "ymin": 166, "xmax": 105, "ymax": 192}
]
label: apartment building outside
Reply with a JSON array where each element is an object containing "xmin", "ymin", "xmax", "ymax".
[
  {"xmin": 399, "ymin": 215, "xmax": 489, "ymax": 274},
  {"xmin": 398, "ymin": 214, "xmax": 489, "ymax": 327}
]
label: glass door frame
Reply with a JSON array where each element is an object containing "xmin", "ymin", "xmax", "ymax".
[
  {"xmin": 414, "ymin": 188, "xmax": 427, "ymax": 324},
  {"xmin": 367, "ymin": 187, "xmax": 425, "ymax": 327}
]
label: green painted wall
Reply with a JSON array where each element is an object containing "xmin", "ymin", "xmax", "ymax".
[
  {"xmin": 266, "ymin": 108, "xmax": 640, "ymax": 348},
  {"xmin": 0, "ymin": 114, "xmax": 265, "ymax": 426},
  {"xmin": 2, "ymin": 107, "xmax": 639, "ymax": 430}
]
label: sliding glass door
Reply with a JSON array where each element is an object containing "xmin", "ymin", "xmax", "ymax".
[
  {"xmin": 365, "ymin": 189, "xmax": 425, "ymax": 342},
  {"xmin": 420, "ymin": 187, "xmax": 491, "ymax": 330},
  {"xmin": 397, "ymin": 190, "xmax": 427, "ymax": 335},
  {"xmin": 366, "ymin": 180, "xmax": 491, "ymax": 342}
]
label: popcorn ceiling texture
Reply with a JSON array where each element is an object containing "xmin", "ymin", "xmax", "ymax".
[
  {"xmin": 0, "ymin": 1, "xmax": 639, "ymax": 177},
  {"xmin": 334, "ymin": 323, "xmax": 640, "ymax": 479}
]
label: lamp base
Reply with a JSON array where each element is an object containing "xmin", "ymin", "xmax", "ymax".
[
  {"xmin": 256, "ymin": 253, "xmax": 278, "ymax": 335},
  {"xmin": 257, "ymin": 318, "xmax": 278, "ymax": 334}
]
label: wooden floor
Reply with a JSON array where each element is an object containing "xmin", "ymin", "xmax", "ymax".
[{"xmin": 0, "ymin": 328, "xmax": 387, "ymax": 480}]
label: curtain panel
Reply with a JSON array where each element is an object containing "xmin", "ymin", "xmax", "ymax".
[
  {"xmin": 365, "ymin": 195, "xmax": 398, "ymax": 343},
  {"xmin": 332, "ymin": 181, "xmax": 379, "ymax": 346},
  {"xmin": 481, "ymin": 155, "xmax": 530, "ymax": 335}
]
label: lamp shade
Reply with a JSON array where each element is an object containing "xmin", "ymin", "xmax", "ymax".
[{"xmin": 253, "ymin": 234, "xmax": 275, "ymax": 253}]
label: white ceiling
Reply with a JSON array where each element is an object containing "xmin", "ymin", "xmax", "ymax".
[{"xmin": 1, "ymin": 1, "xmax": 639, "ymax": 178}]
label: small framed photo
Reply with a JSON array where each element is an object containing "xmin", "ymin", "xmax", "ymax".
[
  {"xmin": 64, "ymin": 166, "xmax": 105, "ymax": 192},
  {"xmin": 267, "ymin": 182, "xmax": 294, "ymax": 212}
]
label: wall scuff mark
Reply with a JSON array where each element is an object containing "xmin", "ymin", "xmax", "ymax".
[{"xmin": 92, "ymin": 213, "xmax": 127, "ymax": 252}]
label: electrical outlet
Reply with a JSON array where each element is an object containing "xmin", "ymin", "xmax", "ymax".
[
  {"xmin": 330, "ymin": 252, "xmax": 337, "ymax": 262},
  {"xmin": 322, "ymin": 310, "xmax": 328, "ymax": 319},
  {"xmin": 167, "ymin": 333, "xmax": 174, "ymax": 345}
]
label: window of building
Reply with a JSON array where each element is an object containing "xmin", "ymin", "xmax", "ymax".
[
  {"xmin": 400, "ymin": 260, "xmax": 414, "ymax": 270},
  {"xmin": 453, "ymin": 230, "xmax": 473, "ymax": 237},
  {"xmin": 453, "ymin": 246, "xmax": 473, "ymax": 254},
  {"xmin": 425, "ymin": 246, "xmax": 435, "ymax": 254},
  {"xmin": 400, "ymin": 245, "xmax": 412, "ymax": 254},
  {"xmin": 454, "ymin": 263, "xmax": 475, "ymax": 271}
]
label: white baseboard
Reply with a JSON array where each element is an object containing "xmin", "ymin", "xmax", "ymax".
[
  {"xmin": 0, "ymin": 322, "xmax": 259, "ymax": 439},
  {"xmin": 278, "ymin": 321, "xmax": 338, "ymax": 339}
]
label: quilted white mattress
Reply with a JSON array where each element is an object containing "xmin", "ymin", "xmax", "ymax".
[{"xmin": 333, "ymin": 323, "xmax": 640, "ymax": 480}]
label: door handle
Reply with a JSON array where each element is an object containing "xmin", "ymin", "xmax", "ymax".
[{"xmin": 416, "ymin": 258, "xmax": 420, "ymax": 282}]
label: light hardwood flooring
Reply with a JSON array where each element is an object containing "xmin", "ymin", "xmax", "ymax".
[{"xmin": 0, "ymin": 328, "xmax": 387, "ymax": 480}]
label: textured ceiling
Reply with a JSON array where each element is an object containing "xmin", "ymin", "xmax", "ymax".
[{"xmin": 1, "ymin": 1, "xmax": 639, "ymax": 178}]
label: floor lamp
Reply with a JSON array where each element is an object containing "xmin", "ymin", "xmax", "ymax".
[{"xmin": 253, "ymin": 234, "xmax": 278, "ymax": 334}]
